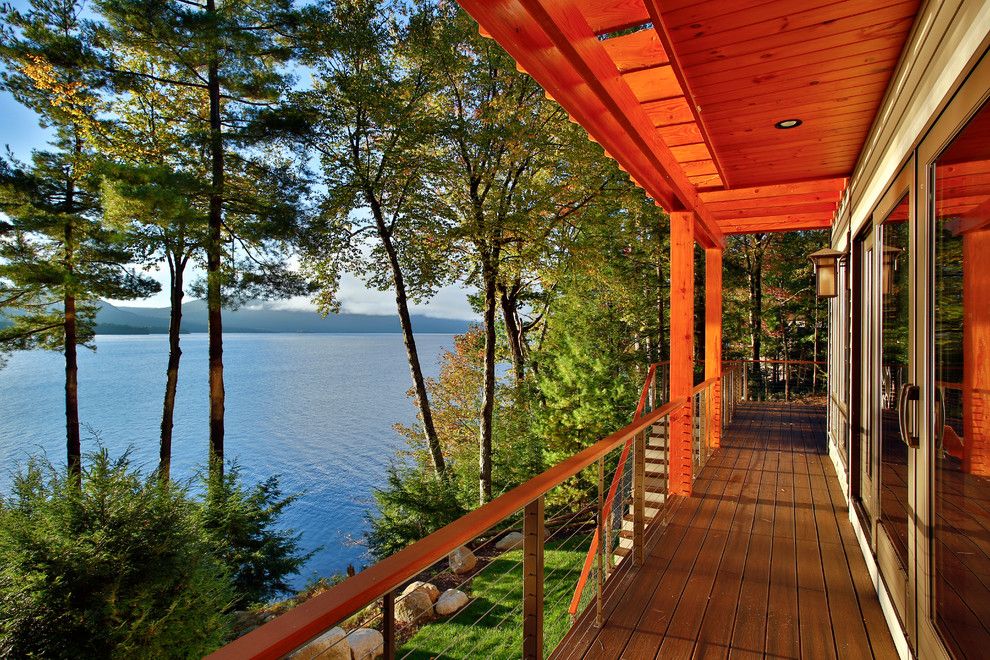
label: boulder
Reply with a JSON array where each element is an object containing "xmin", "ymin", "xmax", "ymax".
[
  {"xmin": 448, "ymin": 545, "xmax": 477, "ymax": 575},
  {"xmin": 394, "ymin": 588, "xmax": 434, "ymax": 625},
  {"xmin": 495, "ymin": 531, "xmax": 524, "ymax": 551},
  {"xmin": 348, "ymin": 628, "xmax": 384, "ymax": 660},
  {"xmin": 401, "ymin": 580, "xmax": 440, "ymax": 604},
  {"xmin": 435, "ymin": 589, "xmax": 469, "ymax": 616},
  {"xmin": 290, "ymin": 627, "xmax": 349, "ymax": 660}
]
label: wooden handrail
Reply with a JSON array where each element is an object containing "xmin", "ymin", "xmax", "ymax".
[
  {"xmin": 691, "ymin": 375, "xmax": 719, "ymax": 396},
  {"xmin": 724, "ymin": 359, "xmax": 826, "ymax": 365},
  {"xmin": 208, "ymin": 395, "xmax": 690, "ymax": 660}
]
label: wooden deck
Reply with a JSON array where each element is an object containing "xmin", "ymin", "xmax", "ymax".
[{"xmin": 551, "ymin": 402, "xmax": 898, "ymax": 660}]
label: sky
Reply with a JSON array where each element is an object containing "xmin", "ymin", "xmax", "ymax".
[{"xmin": 0, "ymin": 67, "xmax": 478, "ymax": 321}]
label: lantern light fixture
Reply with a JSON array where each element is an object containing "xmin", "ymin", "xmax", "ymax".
[
  {"xmin": 882, "ymin": 244, "xmax": 904, "ymax": 295},
  {"xmin": 808, "ymin": 247, "xmax": 845, "ymax": 298}
]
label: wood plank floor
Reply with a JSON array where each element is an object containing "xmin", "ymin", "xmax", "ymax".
[{"xmin": 550, "ymin": 402, "xmax": 898, "ymax": 660}]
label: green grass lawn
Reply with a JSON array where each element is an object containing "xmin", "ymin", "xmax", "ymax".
[{"xmin": 397, "ymin": 534, "xmax": 589, "ymax": 659}]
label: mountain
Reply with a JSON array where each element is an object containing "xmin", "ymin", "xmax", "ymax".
[{"xmin": 94, "ymin": 301, "xmax": 473, "ymax": 334}]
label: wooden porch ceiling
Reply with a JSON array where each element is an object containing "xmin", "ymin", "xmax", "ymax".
[{"xmin": 457, "ymin": 0, "xmax": 921, "ymax": 238}]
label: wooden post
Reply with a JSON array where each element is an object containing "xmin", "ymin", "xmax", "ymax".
[
  {"xmin": 523, "ymin": 496, "xmax": 544, "ymax": 659},
  {"xmin": 633, "ymin": 430, "xmax": 646, "ymax": 565},
  {"xmin": 382, "ymin": 591, "xmax": 395, "ymax": 660},
  {"xmin": 705, "ymin": 248, "xmax": 723, "ymax": 448},
  {"xmin": 669, "ymin": 211, "xmax": 694, "ymax": 496},
  {"xmin": 596, "ymin": 458, "xmax": 604, "ymax": 627},
  {"xmin": 963, "ymin": 231, "xmax": 990, "ymax": 476}
]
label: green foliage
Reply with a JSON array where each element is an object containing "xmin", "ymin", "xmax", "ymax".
[
  {"xmin": 397, "ymin": 537, "xmax": 586, "ymax": 658},
  {"xmin": 367, "ymin": 464, "xmax": 467, "ymax": 561},
  {"xmin": 0, "ymin": 450, "xmax": 233, "ymax": 658},
  {"xmin": 200, "ymin": 464, "xmax": 313, "ymax": 607}
]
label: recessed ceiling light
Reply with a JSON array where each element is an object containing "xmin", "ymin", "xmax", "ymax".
[{"xmin": 775, "ymin": 119, "xmax": 803, "ymax": 129}]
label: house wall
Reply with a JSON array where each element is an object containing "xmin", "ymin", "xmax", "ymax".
[{"xmin": 827, "ymin": 2, "xmax": 990, "ymax": 657}]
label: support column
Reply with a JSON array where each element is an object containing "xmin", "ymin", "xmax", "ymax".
[
  {"xmin": 963, "ymin": 230, "xmax": 990, "ymax": 476},
  {"xmin": 669, "ymin": 211, "xmax": 694, "ymax": 496},
  {"xmin": 706, "ymin": 247, "xmax": 723, "ymax": 448}
]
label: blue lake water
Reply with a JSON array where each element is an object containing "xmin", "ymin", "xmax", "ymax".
[{"xmin": 0, "ymin": 333, "xmax": 453, "ymax": 589}]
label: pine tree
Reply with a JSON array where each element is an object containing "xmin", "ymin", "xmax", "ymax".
[
  {"xmin": 0, "ymin": 148, "xmax": 158, "ymax": 476},
  {"xmin": 92, "ymin": 0, "xmax": 307, "ymax": 475},
  {"xmin": 0, "ymin": 0, "xmax": 158, "ymax": 477}
]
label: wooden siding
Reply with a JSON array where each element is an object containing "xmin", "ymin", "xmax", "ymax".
[{"xmin": 551, "ymin": 402, "xmax": 898, "ymax": 659}]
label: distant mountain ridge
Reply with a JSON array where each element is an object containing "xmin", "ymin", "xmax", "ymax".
[{"xmin": 94, "ymin": 301, "xmax": 473, "ymax": 334}]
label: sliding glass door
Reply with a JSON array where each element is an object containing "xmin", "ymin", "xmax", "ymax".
[{"xmin": 917, "ymin": 53, "xmax": 990, "ymax": 660}]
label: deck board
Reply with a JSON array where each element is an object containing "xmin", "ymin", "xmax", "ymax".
[{"xmin": 550, "ymin": 402, "xmax": 897, "ymax": 660}]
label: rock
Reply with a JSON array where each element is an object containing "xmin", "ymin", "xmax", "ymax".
[
  {"xmin": 401, "ymin": 580, "xmax": 440, "ymax": 604},
  {"xmin": 495, "ymin": 531, "xmax": 524, "ymax": 551},
  {"xmin": 290, "ymin": 627, "xmax": 349, "ymax": 660},
  {"xmin": 349, "ymin": 628, "xmax": 384, "ymax": 660},
  {"xmin": 448, "ymin": 545, "xmax": 477, "ymax": 575},
  {"xmin": 435, "ymin": 589, "xmax": 469, "ymax": 616},
  {"xmin": 394, "ymin": 588, "xmax": 434, "ymax": 625}
]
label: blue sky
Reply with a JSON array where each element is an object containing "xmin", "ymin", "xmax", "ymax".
[{"xmin": 0, "ymin": 40, "xmax": 476, "ymax": 320}]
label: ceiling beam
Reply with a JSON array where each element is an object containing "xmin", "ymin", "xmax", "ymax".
[
  {"xmin": 718, "ymin": 214, "xmax": 834, "ymax": 235},
  {"xmin": 457, "ymin": 0, "xmax": 725, "ymax": 248}
]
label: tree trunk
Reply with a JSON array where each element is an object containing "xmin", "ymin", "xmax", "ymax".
[
  {"xmin": 498, "ymin": 282, "xmax": 525, "ymax": 385},
  {"xmin": 479, "ymin": 253, "xmax": 498, "ymax": 504},
  {"xmin": 206, "ymin": 8, "xmax": 225, "ymax": 475},
  {"xmin": 63, "ymin": 167, "xmax": 81, "ymax": 481},
  {"xmin": 746, "ymin": 235, "xmax": 767, "ymax": 399},
  {"xmin": 159, "ymin": 254, "xmax": 185, "ymax": 479},
  {"xmin": 64, "ymin": 261, "xmax": 81, "ymax": 478},
  {"xmin": 367, "ymin": 196, "xmax": 446, "ymax": 477}
]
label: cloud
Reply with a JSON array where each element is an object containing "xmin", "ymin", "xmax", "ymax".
[
  {"xmin": 269, "ymin": 272, "xmax": 477, "ymax": 320},
  {"xmin": 113, "ymin": 264, "xmax": 478, "ymax": 321}
]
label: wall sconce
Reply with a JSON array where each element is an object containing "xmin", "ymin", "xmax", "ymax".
[
  {"xmin": 882, "ymin": 245, "xmax": 904, "ymax": 295},
  {"xmin": 808, "ymin": 248, "xmax": 845, "ymax": 298}
]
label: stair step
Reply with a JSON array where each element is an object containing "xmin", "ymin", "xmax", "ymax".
[
  {"xmin": 614, "ymin": 545, "xmax": 630, "ymax": 558},
  {"xmin": 622, "ymin": 499, "xmax": 662, "ymax": 517}
]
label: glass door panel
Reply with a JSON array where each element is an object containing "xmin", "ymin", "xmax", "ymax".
[
  {"xmin": 880, "ymin": 196, "xmax": 911, "ymax": 570},
  {"xmin": 932, "ymin": 97, "xmax": 990, "ymax": 656}
]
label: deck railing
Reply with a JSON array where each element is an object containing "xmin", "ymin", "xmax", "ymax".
[
  {"xmin": 208, "ymin": 362, "xmax": 742, "ymax": 660},
  {"xmin": 727, "ymin": 359, "xmax": 827, "ymax": 402}
]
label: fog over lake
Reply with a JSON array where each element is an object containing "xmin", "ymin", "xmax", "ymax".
[{"xmin": 0, "ymin": 333, "xmax": 453, "ymax": 589}]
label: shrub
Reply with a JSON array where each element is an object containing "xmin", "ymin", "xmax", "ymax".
[
  {"xmin": 367, "ymin": 465, "xmax": 467, "ymax": 560},
  {"xmin": 200, "ymin": 463, "xmax": 313, "ymax": 607},
  {"xmin": 0, "ymin": 450, "xmax": 233, "ymax": 658}
]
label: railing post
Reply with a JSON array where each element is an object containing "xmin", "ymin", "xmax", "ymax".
[
  {"xmin": 523, "ymin": 496, "xmax": 544, "ymax": 660},
  {"xmin": 633, "ymin": 429, "xmax": 645, "ymax": 566},
  {"xmin": 596, "ymin": 457, "xmax": 604, "ymax": 628},
  {"xmin": 382, "ymin": 591, "xmax": 395, "ymax": 660}
]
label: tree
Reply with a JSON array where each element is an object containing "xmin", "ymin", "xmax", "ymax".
[
  {"xmin": 294, "ymin": 0, "xmax": 452, "ymax": 478},
  {"xmin": 97, "ymin": 58, "xmax": 210, "ymax": 478},
  {"xmin": 0, "ymin": 0, "xmax": 157, "ymax": 476},
  {"xmin": 0, "ymin": 450, "xmax": 234, "ymax": 657},
  {"xmin": 425, "ymin": 6, "xmax": 615, "ymax": 502},
  {"xmin": 93, "ymin": 0, "xmax": 306, "ymax": 474}
]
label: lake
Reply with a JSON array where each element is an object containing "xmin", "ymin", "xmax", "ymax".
[{"xmin": 0, "ymin": 333, "xmax": 453, "ymax": 589}]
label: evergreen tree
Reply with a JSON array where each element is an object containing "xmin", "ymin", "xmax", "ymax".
[
  {"xmin": 0, "ymin": 0, "xmax": 157, "ymax": 476},
  {"xmin": 0, "ymin": 149, "xmax": 158, "ymax": 476},
  {"xmin": 93, "ymin": 0, "xmax": 307, "ymax": 475}
]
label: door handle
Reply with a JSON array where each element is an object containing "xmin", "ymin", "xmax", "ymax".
[
  {"xmin": 898, "ymin": 383, "xmax": 920, "ymax": 448},
  {"xmin": 934, "ymin": 386, "xmax": 946, "ymax": 451}
]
